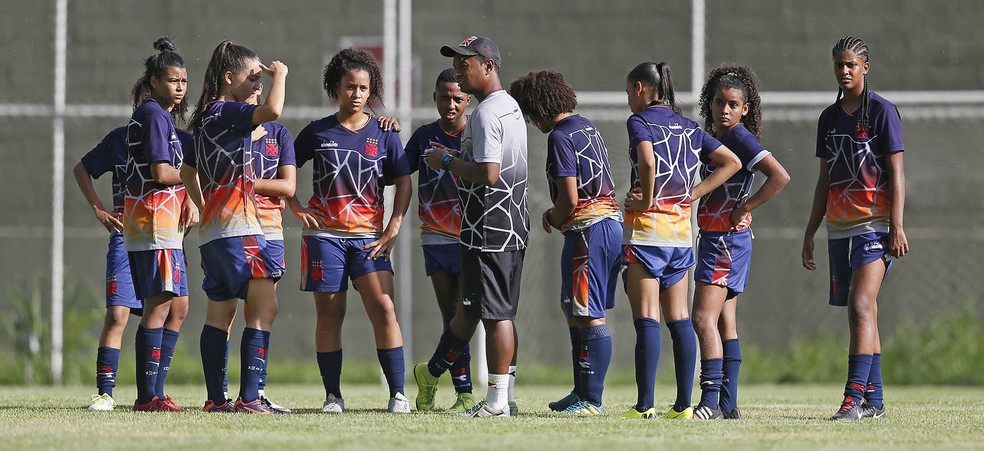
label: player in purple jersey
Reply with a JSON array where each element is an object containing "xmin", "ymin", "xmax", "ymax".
[
  {"xmin": 74, "ymin": 126, "xmax": 140, "ymax": 411},
  {"xmin": 691, "ymin": 66, "xmax": 789, "ymax": 420},
  {"xmin": 183, "ymin": 40, "xmax": 288, "ymax": 415},
  {"xmin": 509, "ymin": 70, "xmax": 622, "ymax": 416},
  {"xmin": 289, "ymin": 48, "xmax": 413, "ymax": 414},
  {"xmin": 803, "ymin": 36, "xmax": 908, "ymax": 421},
  {"xmin": 621, "ymin": 62, "xmax": 740, "ymax": 420},
  {"xmin": 124, "ymin": 37, "xmax": 195, "ymax": 413},
  {"xmin": 404, "ymin": 68, "xmax": 476, "ymax": 412}
]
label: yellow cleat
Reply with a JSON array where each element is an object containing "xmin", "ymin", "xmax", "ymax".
[
  {"xmin": 663, "ymin": 406, "xmax": 693, "ymax": 419},
  {"xmin": 447, "ymin": 392, "xmax": 476, "ymax": 413},
  {"xmin": 620, "ymin": 406, "xmax": 657, "ymax": 419}
]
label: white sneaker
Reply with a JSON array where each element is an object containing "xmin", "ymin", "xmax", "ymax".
[
  {"xmin": 88, "ymin": 393, "xmax": 115, "ymax": 411},
  {"xmin": 322, "ymin": 394, "xmax": 345, "ymax": 414},
  {"xmin": 388, "ymin": 392, "xmax": 411, "ymax": 414},
  {"xmin": 460, "ymin": 400, "xmax": 509, "ymax": 417}
]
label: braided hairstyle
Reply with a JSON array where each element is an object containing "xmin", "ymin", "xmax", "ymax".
[
  {"xmin": 190, "ymin": 40, "xmax": 258, "ymax": 134},
  {"xmin": 132, "ymin": 37, "xmax": 187, "ymax": 125},
  {"xmin": 507, "ymin": 70, "xmax": 577, "ymax": 125},
  {"xmin": 832, "ymin": 36, "xmax": 871, "ymax": 139},
  {"xmin": 698, "ymin": 65, "xmax": 762, "ymax": 139},
  {"xmin": 627, "ymin": 62, "xmax": 681, "ymax": 114},
  {"xmin": 323, "ymin": 48, "xmax": 384, "ymax": 113}
]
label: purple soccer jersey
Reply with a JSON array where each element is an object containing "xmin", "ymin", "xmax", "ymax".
[
  {"xmin": 697, "ymin": 123, "xmax": 771, "ymax": 232},
  {"xmin": 405, "ymin": 120, "xmax": 462, "ymax": 242},
  {"xmin": 546, "ymin": 114, "xmax": 621, "ymax": 232},
  {"xmin": 251, "ymin": 121, "xmax": 296, "ymax": 240},
  {"xmin": 81, "ymin": 126, "xmax": 128, "ymax": 215}
]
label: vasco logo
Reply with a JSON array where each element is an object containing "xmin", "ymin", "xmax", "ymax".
[
  {"xmin": 321, "ymin": 140, "xmax": 339, "ymax": 148},
  {"xmin": 459, "ymin": 36, "xmax": 478, "ymax": 47},
  {"xmin": 265, "ymin": 139, "xmax": 279, "ymax": 157},
  {"xmin": 364, "ymin": 137, "xmax": 379, "ymax": 157}
]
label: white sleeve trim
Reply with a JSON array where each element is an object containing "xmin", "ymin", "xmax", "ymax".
[{"xmin": 747, "ymin": 150, "xmax": 771, "ymax": 172}]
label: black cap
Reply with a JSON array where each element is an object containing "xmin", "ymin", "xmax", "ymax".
[{"xmin": 440, "ymin": 35, "xmax": 501, "ymax": 67}]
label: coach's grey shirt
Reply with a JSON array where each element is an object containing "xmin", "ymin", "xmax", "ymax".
[{"xmin": 457, "ymin": 90, "xmax": 529, "ymax": 252}]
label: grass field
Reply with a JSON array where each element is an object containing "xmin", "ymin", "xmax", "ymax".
[{"xmin": 2, "ymin": 384, "xmax": 984, "ymax": 450}]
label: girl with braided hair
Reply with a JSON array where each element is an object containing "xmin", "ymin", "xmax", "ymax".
[
  {"xmin": 802, "ymin": 36, "xmax": 908, "ymax": 421},
  {"xmin": 691, "ymin": 65, "xmax": 789, "ymax": 420}
]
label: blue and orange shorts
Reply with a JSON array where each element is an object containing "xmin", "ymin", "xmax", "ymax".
[
  {"xmin": 694, "ymin": 229, "xmax": 752, "ymax": 299},
  {"xmin": 301, "ymin": 235, "xmax": 393, "ymax": 293},
  {"xmin": 560, "ymin": 219, "xmax": 622, "ymax": 318},
  {"xmin": 827, "ymin": 232, "xmax": 893, "ymax": 306},
  {"xmin": 622, "ymin": 244, "xmax": 695, "ymax": 290},
  {"xmin": 201, "ymin": 235, "xmax": 284, "ymax": 301},
  {"xmin": 105, "ymin": 233, "xmax": 141, "ymax": 314},
  {"xmin": 127, "ymin": 248, "xmax": 188, "ymax": 300}
]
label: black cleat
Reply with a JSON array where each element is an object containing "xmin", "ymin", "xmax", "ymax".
[{"xmin": 829, "ymin": 397, "xmax": 862, "ymax": 421}]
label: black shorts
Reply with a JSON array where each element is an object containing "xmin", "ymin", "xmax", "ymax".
[{"xmin": 461, "ymin": 247, "xmax": 525, "ymax": 321}]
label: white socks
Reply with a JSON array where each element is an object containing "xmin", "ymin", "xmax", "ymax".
[
  {"xmin": 508, "ymin": 365, "xmax": 517, "ymax": 402},
  {"xmin": 486, "ymin": 373, "xmax": 510, "ymax": 410}
]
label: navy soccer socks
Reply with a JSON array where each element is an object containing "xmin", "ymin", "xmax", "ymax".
[
  {"xmin": 580, "ymin": 324, "xmax": 612, "ymax": 407},
  {"xmin": 427, "ymin": 328, "xmax": 469, "ymax": 378},
  {"xmin": 865, "ymin": 353, "xmax": 884, "ymax": 409},
  {"xmin": 667, "ymin": 318, "xmax": 697, "ymax": 412},
  {"xmin": 317, "ymin": 349, "xmax": 343, "ymax": 399},
  {"xmin": 844, "ymin": 354, "xmax": 874, "ymax": 406},
  {"xmin": 450, "ymin": 343, "xmax": 473, "ymax": 394},
  {"xmin": 377, "ymin": 347, "xmax": 406, "ymax": 397},
  {"xmin": 569, "ymin": 327, "xmax": 583, "ymax": 397},
  {"xmin": 720, "ymin": 338, "xmax": 742, "ymax": 414},
  {"xmin": 200, "ymin": 324, "xmax": 228, "ymax": 403},
  {"xmin": 155, "ymin": 328, "xmax": 179, "ymax": 399},
  {"xmin": 698, "ymin": 358, "xmax": 724, "ymax": 409},
  {"xmin": 95, "ymin": 346, "xmax": 120, "ymax": 397},
  {"xmin": 135, "ymin": 325, "xmax": 163, "ymax": 403},
  {"xmin": 239, "ymin": 328, "xmax": 269, "ymax": 402},
  {"xmin": 633, "ymin": 318, "xmax": 661, "ymax": 411}
]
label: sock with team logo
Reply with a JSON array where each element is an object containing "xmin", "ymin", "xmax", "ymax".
[
  {"xmin": 581, "ymin": 324, "xmax": 612, "ymax": 407},
  {"xmin": 720, "ymin": 339, "xmax": 742, "ymax": 414},
  {"xmin": 317, "ymin": 349, "xmax": 343, "ymax": 399},
  {"xmin": 667, "ymin": 318, "xmax": 697, "ymax": 412},
  {"xmin": 698, "ymin": 358, "xmax": 724, "ymax": 409},
  {"xmin": 844, "ymin": 354, "xmax": 873, "ymax": 406},
  {"xmin": 377, "ymin": 347, "xmax": 405, "ymax": 397},
  {"xmin": 239, "ymin": 328, "xmax": 269, "ymax": 403},
  {"xmin": 96, "ymin": 346, "xmax": 120, "ymax": 397},
  {"xmin": 633, "ymin": 318, "xmax": 661, "ymax": 411},
  {"xmin": 155, "ymin": 328, "xmax": 179, "ymax": 399},
  {"xmin": 865, "ymin": 353, "xmax": 883, "ymax": 409},
  {"xmin": 200, "ymin": 325, "xmax": 228, "ymax": 403},
  {"xmin": 569, "ymin": 327, "xmax": 582, "ymax": 398},
  {"xmin": 428, "ymin": 328, "xmax": 469, "ymax": 378},
  {"xmin": 135, "ymin": 325, "xmax": 163, "ymax": 403},
  {"xmin": 450, "ymin": 343, "xmax": 473, "ymax": 394}
]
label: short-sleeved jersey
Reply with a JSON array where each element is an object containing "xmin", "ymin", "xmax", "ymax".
[
  {"xmin": 546, "ymin": 114, "xmax": 621, "ymax": 232},
  {"xmin": 816, "ymin": 91, "xmax": 904, "ymax": 239},
  {"xmin": 294, "ymin": 113, "xmax": 410, "ymax": 238},
  {"xmin": 405, "ymin": 120, "xmax": 463, "ymax": 245},
  {"xmin": 187, "ymin": 101, "xmax": 263, "ymax": 245},
  {"xmin": 697, "ymin": 124, "xmax": 771, "ymax": 232},
  {"xmin": 251, "ymin": 121, "xmax": 296, "ymax": 241},
  {"xmin": 458, "ymin": 90, "xmax": 529, "ymax": 252},
  {"xmin": 624, "ymin": 106, "xmax": 722, "ymax": 247},
  {"xmin": 80, "ymin": 126, "xmax": 128, "ymax": 216},
  {"xmin": 124, "ymin": 99, "xmax": 187, "ymax": 251}
]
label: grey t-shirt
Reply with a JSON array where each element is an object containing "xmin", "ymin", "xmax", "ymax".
[{"xmin": 457, "ymin": 90, "xmax": 529, "ymax": 252}]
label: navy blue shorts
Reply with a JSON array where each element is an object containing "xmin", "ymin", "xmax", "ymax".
[
  {"xmin": 105, "ymin": 233, "xmax": 141, "ymax": 315},
  {"xmin": 827, "ymin": 232, "xmax": 893, "ymax": 307},
  {"xmin": 301, "ymin": 235, "xmax": 393, "ymax": 293},
  {"xmin": 423, "ymin": 243, "xmax": 462, "ymax": 276},
  {"xmin": 560, "ymin": 219, "xmax": 622, "ymax": 318},
  {"xmin": 266, "ymin": 239, "xmax": 286, "ymax": 270},
  {"xmin": 127, "ymin": 248, "xmax": 188, "ymax": 300},
  {"xmin": 694, "ymin": 230, "xmax": 752, "ymax": 299},
  {"xmin": 622, "ymin": 244, "xmax": 694, "ymax": 290},
  {"xmin": 201, "ymin": 235, "xmax": 284, "ymax": 301}
]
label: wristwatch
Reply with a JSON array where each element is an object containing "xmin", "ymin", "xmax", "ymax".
[{"xmin": 440, "ymin": 153, "xmax": 454, "ymax": 170}]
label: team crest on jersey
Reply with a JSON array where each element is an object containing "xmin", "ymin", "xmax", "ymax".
[
  {"xmin": 459, "ymin": 36, "xmax": 478, "ymax": 47},
  {"xmin": 365, "ymin": 138, "xmax": 379, "ymax": 157},
  {"xmin": 106, "ymin": 276, "xmax": 118, "ymax": 296},
  {"xmin": 265, "ymin": 138, "xmax": 279, "ymax": 157}
]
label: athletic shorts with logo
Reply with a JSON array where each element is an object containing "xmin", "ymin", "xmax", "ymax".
[
  {"xmin": 694, "ymin": 229, "xmax": 752, "ymax": 299},
  {"xmin": 127, "ymin": 248, "xmax": 188, "ymax": 300},
  {"xmin": 560, "ymin": 219, "xmax": 621, "ymax": 318},
  {"xmin": 301, "ymin": 235, "xmax": 393, "ymax": 292},
  {"xmin": 827, "ymin": 231, "xmax": 893, "ymax": 306},
  {"xmin": 201, "ymin": 235, "xmax": 284, "ymax": 301},
  {"xmin": 623, "ymin": 244, "xmax": 694, "ymax": 290},
  {"xmin": 105, "ymin": 232, "xmax": 142, "ymax": 314},
  {"xmin": 461, "ymin": 247, "xmax": 525, "ymax": 321}
]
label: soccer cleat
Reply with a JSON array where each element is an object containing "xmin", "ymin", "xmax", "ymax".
[
  {"xmin": 259, "ymin": 396, "xmax": 292, "ymax": 414},
  {"xmin": 829, "ymin": 397, "xmax": 863, "ymax": 421},
  {"xmin": 619, "ymin": 406, "xmax": 657, "ymax": 419},
  {"xmin": 460, "ymin": 400, "xmax": 509, "ymax": 417},
  {"xmin": 159, "ymin": 395, "xmax": 184, "ymax": 412},
  {"xmin": 447, "ymin": 392, "xmax": 476, "ymax": 413},
  {"xmin": 413, "ymin": 362, "xmax": 440, "ymax": 411},
  {"xmin": 132, "ymin": 397, "xmax": 163, "ymax": 412},
  {"xmin": 88, "ymin": 393, "xmax": 115, "ymax": 411},
  {"xmin": 548, "ymin": 391, "xmax": 580, "ymax": 412},
  {"xmin": 663, "ymin": 406, "xmax": 694, "ymax": 419},
  {"xmin": 723, "ymin": 406, "xmax": 742, "ymax": 420},
  {"xmin": 203, "ymin": 399, "xmax": 235, "ymax": 413},
  {"xmin": 388, "ymin": 392, "xmax": 411, "ymax": 414},
  {"xmin": 860, "ymin": 400, "xmax": 886, "ymax": 419},
  {"xmin": 234, "ymin": 397, "xmax": 272, "ymax": 414},
  {"xmin": 322, "ymin": 394, "xmax": 345, "ymax": 414},
  {"xmin": 692, "ymin": 404, "xmax": 724, "ymax": 420},
  {"xmin": 562, "ymin": 400, "xmax": 605, "ymax": 415}
]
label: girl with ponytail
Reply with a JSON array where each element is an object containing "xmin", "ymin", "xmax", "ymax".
[
  {"xmin": 180, "ymin": 40, "xmax": 289, "ymax": 414},
  {"xmin": 619, "ymin": 61, "xmax": 741, "ymax": 419}
]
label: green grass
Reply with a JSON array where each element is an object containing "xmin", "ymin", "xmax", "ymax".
[{"xmin": 2, "ymin": 384, "xmax": 984, "ymax": 450}]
